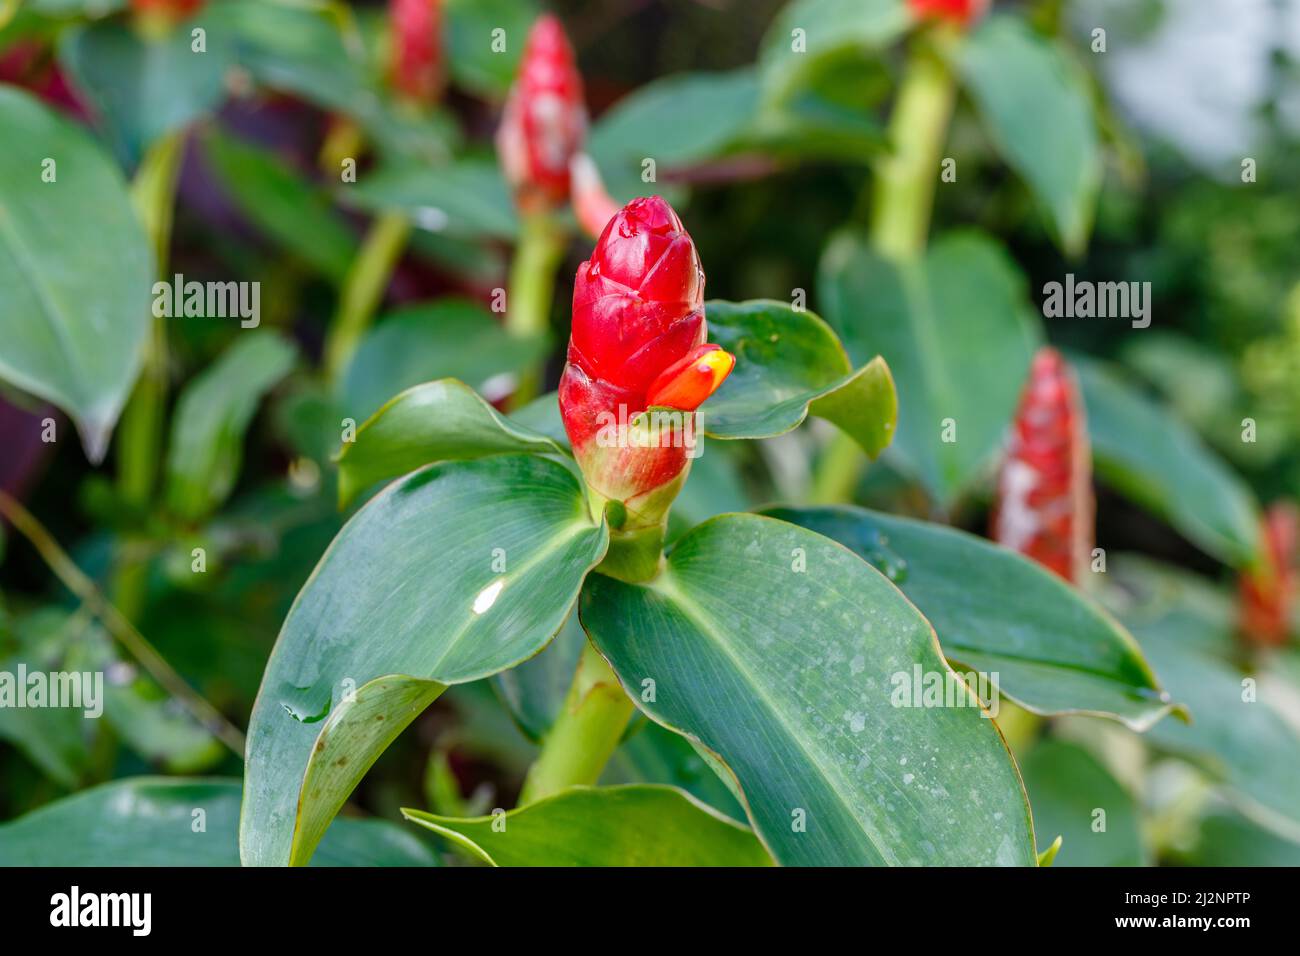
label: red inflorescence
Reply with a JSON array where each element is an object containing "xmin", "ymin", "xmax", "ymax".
[
  {"xmin": 389, "ymin": 0, "xmax": 444, "ymax": 104},
  {"xmin": 496, "ymin": 15, "xmax": 587, "ymax": 213},
  {"xmin": 1239, "ymin": 503, "xmax": 1299, "ymax": 647},
  {"xmin": 991, "ymin": 347, "xmax": 1094, "ymax": 584},
  {"xmin": 559, "ymin": 196, "xmax": 733, "ymax": 514},
  {"xmin": 908, "ymin": 0, "xmax": 990, "ymax": 27}
]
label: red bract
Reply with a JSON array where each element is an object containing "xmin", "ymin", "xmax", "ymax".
[
  {"xmin": 908, "ymin": 0, "xmax": 989, "ymax": 27},
  {"xmin": 496, "ymin": 15, "xmax": 586, "ymax": 212},
  {"xmin": 389, "ymin": 0, "xmax": 444, "ymax": 104},
  {"xmin": 991, "ymin": 347, "xmax": 1094, "ymax": 584},
  {"xmin": 1238, "ymin": 503, "xmax": 1298, "ymax": 647},
  {"xmin": 559, "ymin": 196, "xmax": 732, "ymax": 521}
]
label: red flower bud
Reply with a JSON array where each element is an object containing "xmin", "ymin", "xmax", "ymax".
[
  {"xmin": 991, "ymin": 347, "xmax": 1094, "ymax": 584},
  {"xmin": 908, "ymin": 0, "xmax": 989, "ymax": 27},
  {"xmin": 130, "ymin": 0, "xmax": 205, "ymax": 20},
  {"xmin": 1238, "ymin": 503, "xmax": 1298, "ymax": 647},
  {"xmin": 560, "ymin": 196, "xmax": 732, "ymax": 523},
  {"xmin": 389, "ymin": 0, "xmax": 444, "ymax": 105},
  {"xmin": 496, "ymin": 15, "xmax": 587, "ymax": 213}
]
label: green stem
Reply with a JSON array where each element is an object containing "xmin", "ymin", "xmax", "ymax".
[
  {"xmin": 813, "ymin": 27, "xmax": 958, "ymax": 504},
  {"xmin": 323, "ymin": 210, "xmax": 411, "ymax": 382},
  {"xmin": 505, "ymin": 212, "xmax": 565, "ymax": 408},
  {"xmin": 518, "ymin": 639, "xmax": 635, "ymax": 805}
]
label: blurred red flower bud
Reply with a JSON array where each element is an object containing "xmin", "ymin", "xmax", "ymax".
[
  {"xmin": 388, "ymin": 0, "xmax": 444, "ymax": 105},
  {"xmin": 130, "ymin": 0, "xmax": 205, "ymax": 20},
  {"xmin": 908, "ymin": 0, "xmax": 989, "ymax": 27},
  {"xmin": 1239, "ymin": 503, "xmax": 1298, "ymax": 647},
  {"xmin": 496, "ymin": 15, "xmax": 587, "ymax": 213},
  {"xmin": 991, "ymin": 347, "xmax": 1094, "ymax": 584},
  {"xmin": 560, "ymin": 197, "xmax": 732, "ymax": 521}
]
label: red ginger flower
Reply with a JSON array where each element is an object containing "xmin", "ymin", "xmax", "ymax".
[
  {"xmin": 389, "ymin": 0, "xmax": 444, "ymax": 105},
  {"xmin": 909, "ymin": 0, "xmax": 990, "ymax": 27},
  {"xmin": 991, "ymin": 347, "xmax": 1094, "ymax": 584},
  {"xmin": 496, "ymin": 15, "xmax": 587, "ymax": 213},
  {"xmin": 1238, "ymin": 503, "xmax": 1298, "ymax": 647},
  {"xmin": 560, "ymin": 196, "xmax": 733, "ymax": 525}
]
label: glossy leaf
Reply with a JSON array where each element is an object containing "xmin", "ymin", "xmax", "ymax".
[
  {"xmin": 241, "ymin": 455, "xmax": 607, "ymax": 866},
  {"xmin": 1018, "ymin": 739, "xmax": 1144, "ymax": 867},
  {"xmin": 165, "ymin": 332, "xmax": 297, "ymax": 523},
  {"xmin": 702, "ymin": 299, "xmax": 897, "ymax": 459},
  {"xmin": 341, "ymin": 299, "xmax": 548, "ymax": 423},
  {"xmin": 759, "ymin": 0, "xmax": 911, "ymax": 105},
  {"xmin": 959, "ymin": 16, "xmax": 1101, "ymax": 256},
  {"xmin": 202, "ymin": 128, "xmax": 357, "ymax": 283},
  {"xmin": 0, "ymin": 778, "xmax": 438, "ymax": 866},
  {"xmin": 817, "ymin": 229, "xmax": 1041, "ymax": 505},
  {"xmin": 336, "ymin": 379, "xmax": 566, "ymax": 508},
  {"xmin": 1077, "ymin": 359, "xmax": 1261, "ymax": 568},
  {"xmin": 59, "ymin": 16, "xmax": 232, "ymax": 165},
  {"xmin": 581, "ymin": 513, "xmax": 1036, "ymax": 866},
  {"xmin": 403, "ymin": 785, "xmax": 771, "ymax": 866},
  {"xmin": 764, "ymin": 505, "xmax": 1174, "ymax": 730},
  {"xmin": 493, "ymin": 607, "xmax": 585, "ymax": 742},
  {"xmin": 0, "ymin": 87, "xmax": 152, "ymax": 461},
  {"xmin": 343, "ymin": 160, "xmax": 518, "ymax": 240},
  {"xmin": 603, "ymin": 722, "xmax": 747, "ymax": 823}
]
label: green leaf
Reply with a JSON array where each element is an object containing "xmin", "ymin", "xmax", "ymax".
[
  {"xmin": 581, "ymin": 513, "xmax": 1036, "ymax": 866},
  {"xmin": 758, "ymin": 0, "xmax": 912, "ymax": 105},
  {"xmin": 1018, "ymin": 739, "xmax": 1145, "ymax": 866},
  {"xmin": 343, "ymin": 160, "xmax": 518, "ymax": 240},
  {"xmin": 603, "ymin": 722, "xmax": 747, "ymax": 823},
  {"xmin": 341, "ymin": 299, "xmax": 548, "ymax": 423},
  {"xmin": 817, "ymin": 229, "xmax": 1041, "ymax": 505},
  {"xmin": 59, "ymin": 16, "xmax": 232, "ymax": 165},
  {"xmin": 0, "ymin": 777, "xmax": 439, "ymax": 866},
  {"xmin": 492, "ymin": 607, "xmax": 585, "ymax": 742},
  {"xmin": 403, "ymin": 784, "xmax": 772, "ymax": 866},
  {"xmin": 202, "ymin": 128, "xmax": 357, "ymax": 283},
  {"xmin": 958, "ymin": 15, "xmax": 1102, "ymax": 255},
  {"xmin": 165, "ymin": 332, "xmax": 297, "ymax": 523},
  {"xmin": 336, "ymin": 379, "xmax": 566, "ymax": 508},
  {"xmin": 445, "ymin": 0, "xmax": 539, "ymax": 100},
  {"xmin": 702, "ymin": 299, "xmax": 898, "ymax": 459},
  {"xmin": 588, "ymin": 70, "xmax": 760, "ymax": 203},
  {"xmin": 241, "ymin": 455, "xmax": 608, "ymax": 866},
  {"xmin": 1173, "ymin": 809, "xmax": 1300, "ymax": 867},
  {"xmin": 763, "ymin": 506, "xmax": 1175, "ymax": 730},
  {"xmin": 0, "ymin": 87, "xmax": 152, "ymax": 462},
  {"xmin": 1077, "ymin": 359, "xmax": 1261, "ymax": 568}
]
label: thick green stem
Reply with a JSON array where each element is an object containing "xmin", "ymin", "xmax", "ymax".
[
  {"xmin": 505, "ymin": 212, "xmax": 565, "ymax": 408},
  {"xmin": 814, "ymin": 27, "xmax": 958, "ymax": 504},
  {"xmin": 323, "ymin": 210, "xmax": 411, "ymax": 382},
  {"xmin": 518, "ymin": 640, "xmax": 635, "ymax": 804}
]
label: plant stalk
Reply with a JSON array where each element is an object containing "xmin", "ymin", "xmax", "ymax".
[
  {"xmin": 505, "ymin": 211, "xmax": 565, "ymax": 408},
  {"xmin": 0, "ymin": 490, "xmax": 246, "ymax": 757},
  {"xmin": 323, "ymin": 210, "xmax": 412, "ymax": 382},
  {"xmin": 517, "ymin": 639, "xmax": 635, "ymax": 804}
]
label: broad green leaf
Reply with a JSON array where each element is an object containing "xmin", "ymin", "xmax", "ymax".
[
  {"xmin": 241, "ymin": 455, "xmax": 608, "ymax": 866},
  {"xmin": 0, "ymin": 87, "xmax": 152, "ymax": 461},
  {"xmin": 445, "ymin": 0, "xmax": 538, "ymax": 99},
  {"xmin": 165, "ymin": 332, "xmax": 297, "ymax": 522},
  {"xmin": 588, "ymin": 70, "xmax": 760, "ymax": 203},
  {"xmin": 336, "ymin": 379, "xmax": 566, "ymax": 508},
  {"xmin": 603, "ymin": 722, "xmax": 747, "ymax": 823},
  {"xmin": 1172, "ymin": 808, "xmax": 1300, "ymax": 867},
  {"xmin": 1077, "ymin": 359, "xmax": 1261, "ymax": 568},
  {"xmin": 817, "ymin": 229, "xmax": 1041, "ymax": 505},
  {"xmin": 702, "ymin": 299, "xmax": 898, "ymax": 459},
  {"xmin": 202, "ymin": 128, "xmax": 357, "ymax": 283},
  {"xmin": 59, "ymin": 16, "xmax": 232, "ymax": 165},
  {"xmin": 759, "ymin": 0, "xmax": 911, "ymax": 105},
  {"xmin": 403, "ymin": 784, "xmax": 771, "ymax": 866},
  {"xmin": 492, "ymin": 607, "xmax": 585, "ymax": 742},
  {"xmin": 343, "ymin": 160, "xmax": 518, "ymax": 239},
  {"xmin": 341, "ymin": 299, "xmax": 548, "ymax": 423},
  {"xmin": 1018, "ymin": 739, "xmax": 1144, "ymax": 866},
  {"xmin": 0, "ymin": 777, "xmax": 438, "ymax": 866},
  {"xmin": 581, "ymin": 513, "xmax": 1036, "ymax": 866},
  {"xmin": 763, "ymin": 506, "xmax": 1174, "ymax": 730},
  {"xmin": 958, "ymin": 16, "xmax": 1101, "ymax": 256}
]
